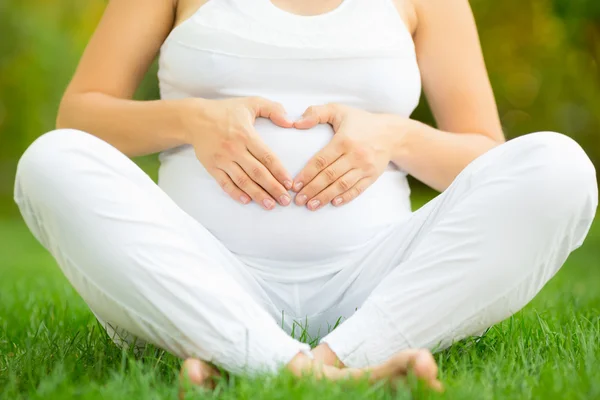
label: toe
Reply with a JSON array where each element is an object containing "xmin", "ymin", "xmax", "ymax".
[
  {"xmin": 412, "ymin": 350, "xmax": 443, "ymax": 392},
  {"xmin": 179, "ymin": 358, "xmax": 221, "ymax": 398},
  {"xmin": 413, "ymin": 350, "xmax": 438, "ymax": 381},
  {"xmin": 430, "ymin": 379, "xmax": 445, "ymax": 393},
  {"xmin": 181, "ymin": 359, "xmax": 205, "ymax": 385},
  {"xmin": 179, "ymin": 359, "xmax": 202, "ymax": 400},
  {"xmin": 379, "ymin": 349, "xmax": 442, "ymax": 392}
]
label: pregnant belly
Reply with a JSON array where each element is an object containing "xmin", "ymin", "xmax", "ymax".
[{"xmin": 158, "ymin": 119, "xmax": 412, "ymax": 261}]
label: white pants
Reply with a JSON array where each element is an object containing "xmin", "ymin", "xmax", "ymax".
[{"xmin": 14, "ymin": 129, "xmax": 598, "ymax": 374}]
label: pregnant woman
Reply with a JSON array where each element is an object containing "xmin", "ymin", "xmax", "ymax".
[{"xmin": 14, "ymin": 0, "xmax": 598, "ymax": 391}]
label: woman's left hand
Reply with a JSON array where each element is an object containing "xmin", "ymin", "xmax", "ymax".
[{"xmin": 292, "ymin": 104, "xmax": 398, "ymax": 211}]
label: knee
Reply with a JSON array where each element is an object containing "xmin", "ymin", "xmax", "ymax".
[
  {"xmin": 15, "ymin": 129, "xmax": 102, "ymax": 196},
  {"xmin": 510, "ymin": 132, "xmax": 597, "ymax": 218},
  {"xmin": 519, "ymin": 132, "xmax": 596, "ymax": 192},
  {"xmin": 17, "ymin": 129, "xmax": 101, "ymax": 175}
]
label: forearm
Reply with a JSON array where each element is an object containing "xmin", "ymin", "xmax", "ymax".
[
  {"xmin": 57, "ymin": 92, "xmax": 189, "ymax": 157},
  {"xmin": 390, "ymin": 117, "xmax": 504, "ymax": 192}
]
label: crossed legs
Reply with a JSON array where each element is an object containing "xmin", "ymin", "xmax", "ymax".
[{"xmin": 14, "ymin": 130, "xmax": 597, "ymax": 389}]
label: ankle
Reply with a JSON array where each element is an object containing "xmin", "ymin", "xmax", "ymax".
[
  {"xmin": 285, "ymin": 352, "xmax": 315, "ymax": 376},
  {"xmin": 312, "ymin": 343, "xmax": 345, "ymax": 368}
]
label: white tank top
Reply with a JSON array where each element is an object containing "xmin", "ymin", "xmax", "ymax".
[{"xmin": 157, "ymin": 0, "xmax": 422, "ymax": 263}]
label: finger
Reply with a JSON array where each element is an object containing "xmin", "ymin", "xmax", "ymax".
[
  {"xmin": 295, "ymin": 156, "xmax": 354, "ymax": 207},
  {"xmin": 293, "ymin": 104, "xmax": 337, "ymax": 130},
  {"xmin": 210, "ymin": 168, "xmax": 251, "ymax": 205},
  {"xmin": 304, "ymin": 169, "xmax": 363, "ymax": 211},
  {"xmin": 246, "ymin": 135, "xmax": 294, "ymax": 190},
  {"xmin": 293, "ymin": 139, "xmax": 343, "ymax": 192},
  {"xmin": 223, "ymin": 162, "xmax": 278, "ymax": 210},
  {"xmin": 248, "ymin": 97, "xmax": 293, "ymax": 128},
  {"xmin": 332, "ymin": 177, "xmax": 375, "ymax": 207},
  {"xmin": 238, "ymin": 153, "xmax": 291, "ymax": 206}
]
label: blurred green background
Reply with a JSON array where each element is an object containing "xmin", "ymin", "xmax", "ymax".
[{"xmin": 0, "ymin": 0, "xmax": 599, "ymax": 218}]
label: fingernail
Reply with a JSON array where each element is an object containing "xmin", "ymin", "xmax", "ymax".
[
  {"xmin": 284, "ymin": 180, "xmax": 293, "ymax": 190},
  {"xmin": 296, "ymin": 194, "xmax": 307, "ymax": 205},
  {"xmin": 333, "ymin": 197, "xmax": 343, "ymax": 206},
  {"xmin": 308, "ymin": 199, "xmax": 321, "ymax": 210},
  {"xmin": 240, "ymin": 195, "xmax": 250, "ymax": 204},
  {"xmin": 263, "ymin": 199, "xmax": 275, "ymax": 210},
  {"xmin": 280, "ymin": 195, "xmax": 291, "ymax": 206},
  {"xmin": 293, "ymin": 181, "xmax": 303, "ymax": 191}
]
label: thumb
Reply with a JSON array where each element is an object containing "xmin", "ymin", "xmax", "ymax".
[
  {"xmin": 294, "ymin": 104, "xmax": 337, "ymax": 130},
  {"xmin": 249, "ymin": 97, "xmax": 294, "ymax": 128}
]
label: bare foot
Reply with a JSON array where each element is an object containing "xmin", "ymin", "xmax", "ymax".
[
  {"xmin": 287, "ymin": 349, "xmax": 443, "ymax": 392},
  {"xmin": 363, "ymin": 349, "xmax": 443, "ymax": 391},
  {"xmin": 179, "ymin": 358, "xmax": 221, "ymax": 399}
]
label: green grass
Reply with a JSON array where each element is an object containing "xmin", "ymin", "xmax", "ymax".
[{"xmin": 1, "ymin": 208, "xmax": 599, "ymax": 399}]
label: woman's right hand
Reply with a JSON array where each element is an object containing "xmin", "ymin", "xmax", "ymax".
[{"xmin": 181, "ymin": 97, "xmax": 294, "ymax": 210}]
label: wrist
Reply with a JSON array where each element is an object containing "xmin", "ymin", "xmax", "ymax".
[
  {"xmin": 175, "ymin": 97, "xmax": 213, "ymax": 145},
  {"xmin": 384, "ymin": 114, "xmax": 415, "ymax": 164}
]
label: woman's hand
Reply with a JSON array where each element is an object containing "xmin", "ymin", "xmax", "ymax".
[
  {"xmin": 183, "ymin": 97, "xmax": 294, "ymax": 210},
  {"xmin": 292, "ymin": 104, "xmax": 398, "ymax": 210}
]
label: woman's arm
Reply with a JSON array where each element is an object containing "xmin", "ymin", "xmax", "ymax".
[
  {"xmin": 55, "ymin": 0, "xmax": 296, "ymax": 208},
  {"xmin": 389, "ymin": 119, "xmax": 502, "ymax": 192},
  {"xmin": 289, "ymin": 0, "xmax": 506, "ymax": 208},
  {"xmin": 57, "ymin": 0, "xmax": 188, "ymax": 156},
  {"xmin": 390, "ymin": 0, "xmax": 505, "ymax": 191}
]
